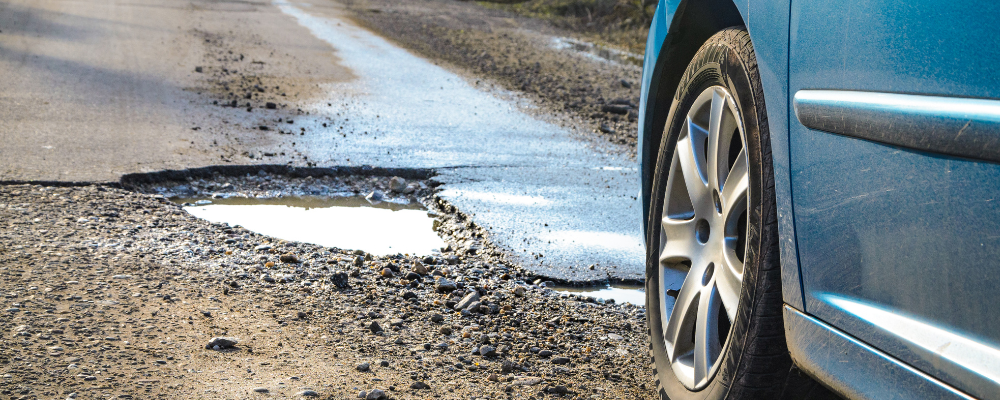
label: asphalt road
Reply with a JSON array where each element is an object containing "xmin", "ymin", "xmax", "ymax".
[{"xmin": 0, "ymin": 0, "xmax": 644, "ymax": 282}]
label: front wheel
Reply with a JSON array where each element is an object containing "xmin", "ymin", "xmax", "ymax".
[{"xmin": 645, "ymin": 27, "xmax": 788, "ymax": 400}]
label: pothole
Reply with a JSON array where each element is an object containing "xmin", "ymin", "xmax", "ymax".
[
  {"xmin": 550, "ymin": 37, "xmax": 643, "ymax": 67},
  {"xmin": 553, "ymin": 283, "xmax": 645, "ymax": 305},
  {"xmin": 172, "ymin": 195, "xmax": 446, "ymax": 256}
]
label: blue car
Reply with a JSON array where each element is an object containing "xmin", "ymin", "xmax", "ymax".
[{"xmin": 638, "ymin": 1, "xmax": 1000, "ymax": 399}]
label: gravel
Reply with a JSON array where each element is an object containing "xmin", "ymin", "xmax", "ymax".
[{"xmin": 0, "ymin": 182, "xmax": 654, "ymax": 399}]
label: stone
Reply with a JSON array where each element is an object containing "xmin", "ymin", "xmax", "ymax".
[
  {"xmin": 454, "ymin": 291, "xmax": 480, "ymax": 311},
  {"xmin": 401, "ymin": 291, "xmax": 417, "ymax": 300},
  {"xmin": 330, "ymin": 272, "xmax": 350, "ymax": 288},
  {"xmin": 365, "ymin": 190, "xmax": 384, "ymax": 204},
  {"xmin": 436, "ymin": 278, "xmax": 457, "ymax": 293},
  {"xmin": 552, "ymin": 357, "xmax": 571, "ymax": 365},
  {"xmin": 254, "ymin": 245, "xmax": 272, "ymax": 251},
  {"xmin": 513, "ymin": 286, "xmax": 526, "ymax": 297},
  {"xmin": 380, "ymin": 268, "xmax": 394, "ymax": 278},
  {"xmin": 280, "ymin": 253, "xmax": 299, "ymax": 263},
  {"xmin": 512, "ymin": 377, "xmax": 543, "ymax": 386},
  {"xmin": 413, "ymin": 262, "xmax": 428, "ymax": 274},
  {"xmin": 297, "ymin": 389, "xmax": 319, "ymax": 397},
  {"xmin": 538, "ymin": 349, "xmax": 554, "ymax": 358},
  {"xmin": 253, "ymin": 387, "xmax": 269, "ymax": 393},
  {"xmin": 265, "ymin": 102, "xmax": 277, "ymax": 109},
  {"xmin": 365, "ymin": 389, "xmax": 386, "ymax": 400},
  {"xmin": 409, "ymin": 381, "xmax": 430, "ymax": 390},
  {"xmin": 356, "ymin": 362, "xmax": 370, "ymax": 372},
  {"xmin": 205, "ymin": 337, "xmax": 238, "ymax": 350},
  {"xmin": 404, "ymin": 271, "xmax": 420, "ymax": 280},
  {"xmin": 367, "ymin": 321, "xmax": 382, "ymax": 333},
  {"xmin": 440, "ymin": 326, "xmax": 453, "ymax": 335},
  {"xmin": 430, "ymin": 314, "xmax": 444, "ymax": 323},
  {"xmin": 353, "ymin": 256, "xmax": 364, "ymax": 267},
  {"xmin": 389, "ymin": 319, "xmax": 404, "ymax": 327},
  {"xmin": 388, "ymin": 177, "xmax": 406, "ymax": 192},
  {"xmin": 501, "ymin": 360, "xmax": 517, "ymax": 374},
  {"xmin": 479, "ymin": 345, "xmax": 497, "ymax": 357}
]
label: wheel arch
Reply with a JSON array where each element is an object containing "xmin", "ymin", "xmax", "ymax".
[{"xmin": 639, "ymin": 0, "xmax": 746, "ymax": 239}]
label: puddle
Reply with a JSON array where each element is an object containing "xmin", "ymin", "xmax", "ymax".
[
  {"xmin": 554, "ymin": 283, "xmax": 646, "ymax": 306},
  {"xmin": 173, "ymin": 196, "xmax": 446, "ymax": 256},
  {"xmin": 551, "ymin": 37, "xmax": 643, "ymax": 67}
]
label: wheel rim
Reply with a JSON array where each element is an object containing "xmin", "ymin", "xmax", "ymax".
[{"xmin": 658, "ymin": 86, "xmax": 749, "ymax": 390}]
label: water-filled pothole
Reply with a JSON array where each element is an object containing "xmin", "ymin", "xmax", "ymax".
[
  {"xmin": 172, "ymin": 196, "xmax": 446, "ymax": 256},
  {"xmin": 553, "ymin": 283, "xmax": 645, "ymax": 305}
]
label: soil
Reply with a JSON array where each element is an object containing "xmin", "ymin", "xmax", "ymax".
[
  {"xmin": 339, "ymin": 0, "xmax": 642, "ymax": 150},
  {"xmin": 0, "ymin": 177, "xmax": 656, "ymax": 399}
]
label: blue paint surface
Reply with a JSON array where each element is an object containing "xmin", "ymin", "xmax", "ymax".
[{"xmin": 639, "ymin": 0, "xmax": 1000, "ymax": 396}]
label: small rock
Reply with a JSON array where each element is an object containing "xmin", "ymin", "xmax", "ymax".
[
  {"xmin": 513, "ymin": 286, "xmax": 526, "ymax": 297},
  {"xmin": 538, "ymin": 349, "xmax": 554, "ymax": 358},
  {"xmin": 440, "ymin": 326, "xmax": 453, "ymax": 335},
  {"xmin": 297, "ymin": 389, "xmax": 319, "ymax": 397},
  {"xmin": 367, "ymin": 321, "xmax": 382, "ymax": 334},
  {"xmin": 487, "ymin": 373, "xmax": 499, "ymax": 382},
  {"xmin": 297, "ymin": 311, "xmax": 308, "ymax": 319},
  {"xmin": 388, "ymin": 177, "xmax": 406, "ymax": 192},
  {"xmin": 254, "ymin": 245, "xmax": 272, "ymax": 251},
  {"xmin": 356, "ymin": 362, "xmax": 370, "ymax": 372},
  {"xmin": 454, "ymin": 291, "xmax": 480, "ymax": 310},
  {"xmin": 365, "ymin": 190, "xmax": 384, "ymax": 204},
  {"xmin": 479, "ymin": 345, "xmax": 497, "ymax": 357},
  {"xmin": 253, "ymin": 387, "xmax": 268, "ymax": 393},
  {"xmin": 409, "ymin": 381, "xmax": 430, "ymax": 390},
  {"xmin": 380, "ymin": 268, "xmax": 394, "ymax": 278},
  {"xmin": 195, "ymin": 66, "xmax": 203, "ymax": 73},
  {"xmin": 501, "ymin": 360, "xmax": 517, "ymax": 373},
  {"xmin": 330, "ymin": 272, "xmax": 350, "ymax": 288},
  {"xmin": 205, "ymin": 337, "xmax": 238, "ymax": 350},
  {"xmin": 620, "ymin": 79, "xmax": 632, "ymax": 88},
  {"xmin": 404, "ymin": 271, "xmax": 420, "ymax": 280},
  {"xmin": 265, "ymin": 102, "xmax": 277, "ymax": 109},
  {"xmin": 552, "ymin": 357, "xmax": 571, "ymax": 365},
  {"xmin": 389, "ymin": 318, "xmax": 404, "ymax": 327},
  {"xmin": 436, "ymin": 278, "xmax": 457, "ymax": 293},
  {"xmin": 353, "ymin": 256, "xmax": 365, "ymax": 267},
  {"xmin": 430, "ymin": 314, "xmax": 444, "ymax": 323},
  {"xmin": 365, "ymin": 389, "xmax": 386, "ymax": 400},
  {"xmin": 280, "ymin": 253, "xmax": 299, "ymax": 263},
  {"xmin": 599, "ymin": 123, "xmax": 616, "ymax": 134},
  {"xmin": 413, "ymin": 262, "xmax": 428, "ymax": 274},
  {"xmin": 401, "ymin": 291, "xmax": 417, "ymax": 300},
  {"xmin": 512, "ymin": 377, "xmax": 543, "ymax": 386}
]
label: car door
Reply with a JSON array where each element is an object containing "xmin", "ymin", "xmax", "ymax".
[{"xmin": 788, "ymin": 1, "xmax": 1000, "ymax": 398}]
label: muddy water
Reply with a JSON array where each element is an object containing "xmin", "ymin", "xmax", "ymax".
[
  {"xmin": 554, "ymin": 283, "xmax": 646, "ymax": 306},
  {"xmin": 173, "ymin": 196, "xmax": 446, "ymax": 255}
]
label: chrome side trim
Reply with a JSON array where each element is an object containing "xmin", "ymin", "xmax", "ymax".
[
  {"xmin": 793, "ymin": 90, "xmax": 1000, "ymax": 163},
  {"xmin": 783, "ymin": 306, "xmax": 974, "ymax": 400}
]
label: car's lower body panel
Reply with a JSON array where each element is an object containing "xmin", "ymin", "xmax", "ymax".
[{"xmin": 784, "ymin": 305, "xmax": 974, "ymax": 400}]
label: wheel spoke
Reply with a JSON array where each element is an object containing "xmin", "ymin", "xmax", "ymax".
[
  {"xmin": 706, "ymin": 90, "xmax": 725, "ymax": 191},
  {"xmin": 717, "ymin": 256, "xmax": 742, "ymax": 322},
  {"xmin": 721, "ymin": 148, "xmax": 748, "ymax": 214},
  {"xmin": 693, "ymin": 284, "xmax": 721, "ymax": 385},
  {"xmin": 659, "ymin": 217, "xmax": 698, "ymax": 263},
  {"xmin": 679, "ymin": 119, "xmax": 710, "ymax": 204},
  {"xmin": 662, "ymin": 267, "xmax": 702, "ymax": 358}
]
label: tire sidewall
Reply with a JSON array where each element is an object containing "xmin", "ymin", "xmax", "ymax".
[{"xmin": 645, "ymin": 30, "xmax": 768, "ymax": 400}]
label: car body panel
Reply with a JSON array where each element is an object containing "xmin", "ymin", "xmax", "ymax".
[
  {"xmin": 639, "ymin": 0, "xmax": 1000, "ymax": 397},
  {"xmin": 789, "ymin": 0, "xmax": 1000, "ymax": 397},
  {"xmin": 784, "ymin": 306, "xmax": 975, "ymax": 400}
]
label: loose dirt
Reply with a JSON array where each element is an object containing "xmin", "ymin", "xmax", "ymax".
[{"xmin": 0, "ymin": 177, "xmax": 656, "ymax": 399}]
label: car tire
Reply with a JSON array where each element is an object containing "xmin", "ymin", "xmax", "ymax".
[{"xmin": 645, "ymin": 27, "xmax": 790, "ymax": 400}]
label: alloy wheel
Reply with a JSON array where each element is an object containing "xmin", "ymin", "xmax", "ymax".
[{"xmin": 658, "ymin": 85, "xmax": 749, "ymax": 390}]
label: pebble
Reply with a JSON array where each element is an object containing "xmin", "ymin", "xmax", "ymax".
[
  {"xmin": 479, "ymin": 345, "xmax": 497, "ymax": 357},
  {"xmin": 367, "ymin": 321, "xmax": 382, "ymax": 333},
  {"xmin": 430, "ymin": 314, "xmax": 444, "ymax": 323},
  {"xmin": 552, "ymin": 357, "xmax": 571, "ymax": 365},
  {"xmin": 388, "ymin": 177, "xmax": 406, "ymax": 192},
  {"xmin": 440, "ymin": 326, "xmax": 453, "ymax": 335},
  {"xmin": 205, "ymin": 337, "xmax": 238, "ymax": 350},
  {"xmin": 513, "ymin": 286, "xmax": 526, "ymax": 297},
  {"xmin": 253, "ymin": 387, "xmax": 269, "ymax": 393},
  {"xmin": 435, "ymin": 277, "xmax": 457, "ymax": 293},
  {"xmin": 365, "ymin": 388, "xmax": 386, "ymax": 400},
  {"xmin": 297, "ymin": 389, "xmax": 319, "ymax": 397},
  {"xmin": 409, "ymin": 381, "xmax": 430, "ymax": 390},
  {"xmin": 454, "ymin": 291, "xmax": 480, "ymax": 311},
  {"xmin": 254, "ymin": 245, "xmax": 272, "ymax": 251},
  {"xmin": 356, "ymin": 362, "xmax": 370, "ymax": 372},
  {"xmin": 538, "ymin": 349, "xmax": 554, "ymax": 358},
  {"xmin": 279, "ymin": 253, "xmax": 299, "ymax": 263}
]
